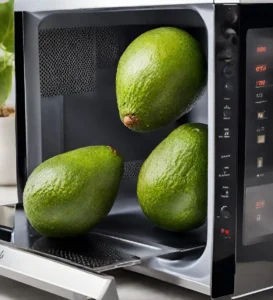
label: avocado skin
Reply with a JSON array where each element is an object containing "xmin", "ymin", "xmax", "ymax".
[
  {"xmin": 137, "ymin": 123, "xmax": 208, "ymax": 232},
  {"xmin": 116, "ymin": 27, "xmax": 206, "ymax": 132},
  {"xmin": 23, "ymin": 146, "xmax": 124, "ymax": 237}
]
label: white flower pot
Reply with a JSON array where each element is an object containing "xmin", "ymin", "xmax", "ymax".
[{"xmin": 0, "ymin": 117, "xmax": 17, "ymax": 186}]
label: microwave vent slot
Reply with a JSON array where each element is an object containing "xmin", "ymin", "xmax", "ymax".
[
  {"xmin": 96, "ymin": 26, "xmax": 120, "ymax": 69},
  {"xmin": 38, "ymin": 26, "xmax": 122, "ymax": 98},
  {"xmin": 39, "ymin": 27, "xmax": 96, "ymax": 98}
]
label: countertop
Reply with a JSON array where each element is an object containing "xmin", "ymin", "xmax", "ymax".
[{"xmin": 1, "ymin": 270, "xmax": 273, "ymax": 300}]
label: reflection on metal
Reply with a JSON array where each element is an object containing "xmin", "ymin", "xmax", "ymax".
[
  {"xmin": 232, "ymin": 286, "xmax": 273, "ymax": 299},
  {"xmin": 0, "ymin": 206, "xmax": 15, "ymax": 230},
  {"xmin": 0, "ymin": 242, "xmax": 119, "ymax": 300},
  {"xmin": 15, "ymin": 0, "xmax": 213, "ymax": 12}
]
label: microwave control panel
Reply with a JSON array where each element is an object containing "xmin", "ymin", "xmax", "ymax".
[
  {"xmin": 243, "ymin": 28, "xmax": 273, "ymax": 246},
  {"xmin": 212, "ymin": 4, "xmax": 239, "ymax": 298}
]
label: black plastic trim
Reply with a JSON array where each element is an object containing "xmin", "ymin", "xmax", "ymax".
[
  {"xmin": 14, "ymin": 12, "xmax": 27, "ymax": 203},
  {"xmin": 212, "ymin": 4, "xmax": 239, "ymax": 299}
]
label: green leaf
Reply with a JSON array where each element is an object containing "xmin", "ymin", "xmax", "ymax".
[
  {"xmin": 0, "ymin": 0, "xmax": 14, "ymax": 53},
  {"xmin": 0, "ymin": 62, "xmax": 12, "ymax": 105},
  {"xmin": 0, "ymin": 56, "xmax": 6, "ymax": 72}
]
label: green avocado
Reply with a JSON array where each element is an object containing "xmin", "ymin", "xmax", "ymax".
[
  {"xmin": 137, "ymin": 123, "xmax": 208, "ymax": 232},
  {"xmin": 116, "ymin": 27, "xmax": 206, "ymax": 132},
  {"xmin": 23, "ymin": 146, "xmax": 124, "ymax": 237}
]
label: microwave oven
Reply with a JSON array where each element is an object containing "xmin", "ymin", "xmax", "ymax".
[{"xmin": 1, "ymin": 0, "xmax": 273, "ymax": 299}]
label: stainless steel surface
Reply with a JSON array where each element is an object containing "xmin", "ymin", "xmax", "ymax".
[
  {"xmin": 3, "ymin": 269, "xmax": 273, "ymax": 300},
  {"xmin": 14, "ymin": 0, "xmax": 214, "ymax": 12},
  {"xmin": 214, "ymin": 0, "xmax": 239, "ymax": 2},
  {"xmin": 0, "ymin": 241, "xmax": 119, "ymax": 300},
  {"xmin": 0, "ymin": 206, "xmax": 15, "ymax": 229},
  {"xmin": 127, "ymin": 262, "xmax": 210, "ymax": 295},
  {"xmin": 232, "ymin": 287, "xmax": 273, "ymax": 299},
  {"xmin": 215, "ymin": 0, "xmax": 273, "ymax": 3},
  {"xmin": 15, "ymin": 0, "xmax": 273, "ymax": 13},
  {"xmin": 0, "ymin": 186, "xmax": 18, "ymax": 206}
]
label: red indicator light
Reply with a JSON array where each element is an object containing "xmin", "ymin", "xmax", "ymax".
[
  {"xmin": 220, "ymin": 228, "xmax": 230, "ymax": 235},
  {"xmin": 257, "ymin": 46, "xmax": 267, "ymax": 53},
  {"xmin": 256, "ymin": 65, "xmax": 267, "ymax": 72}
]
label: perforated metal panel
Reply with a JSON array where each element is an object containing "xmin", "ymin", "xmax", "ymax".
[
  {"xmin": 39, "ymin": 26, "xmax": 121, "ymax": 98},
  {"xmin": 123, "ymin": 160, "xmax": 143, "ymax": 180},
  {"xmin": 31, "ymin": 235, "xmax": 139, "ymax": 272},
  {"xmin": 39, "ymin": 27, "xmax": 96, "ymax": 98},
  {"xmin": 97, "ymin": 27, "xmax": 120, "ymax": 69}
]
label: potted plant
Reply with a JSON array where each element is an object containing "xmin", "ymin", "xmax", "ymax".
[{"xmin": 0, "ymin": 0, "xmax": 16, "ymax": 185}]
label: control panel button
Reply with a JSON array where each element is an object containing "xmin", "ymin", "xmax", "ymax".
[
  {"xmin": 224, "ymin": 128, "xmax": 230, "ymax": 137},
  {"xmin": 221, "ymin": 189, "xmax": 229, "ymax": 199},
  {"xmin": 257, "ymin": 157, "xmax": 264, "ymax": 168},
  {"xmin": 221, "ymin": 186, "xmax": 230, "ymax": 199},
  {"xmin": 219, "ymin": 166, "xmax": 230, "ymax": 178},
  {"xmin": 224, "ymin": 28, "xmax": 238, "ymax": 45},
  {"xmin": 257, "ymin": 134, "xmax": 266, "ymax": 144},
  {"xmin": 224, "ymin": 110, "xmax": 232, "ymax": 118},
  {"xmin": 218, "ymin": 48, "xmax": 233, "ymax": 62},
  {"xmin": 257, "ymin": 110, "xmax": 267, "ymax": 120},
  {"xmin": 221, "ymin": 206, "xmax": 231, "ymax": 219},
  {"xmin": 223, "ymin": 64, "xmax": 235, "ymax": 78},
  {"xmin": 226, "ymin": 10, "xmax": 238, "ymax": 24},
  {"xmin": 221, "ymin": 154, "xmax": 231, "ymax": 159},
  {"xmin": 218, "ymin": 128, "xmax": 231, "ymax": 139},
  {"xmin": 224, "ymin": 82, "xmax": 234, "ymax": 92}
]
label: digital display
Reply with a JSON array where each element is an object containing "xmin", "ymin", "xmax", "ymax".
[
  {"xmin": 256, "ymin": 46, "xmax": 267, "ymax": 53},
  {"xmin": 244, "ymin": 28, "xmax": 273, "ymax": 246},
  {"xmin": 244, "ymin": 184, "xmax": 273, "ymax": 243},
  {"xmin": 256, "ymin": 79, "xmax": 266, "ymax": 87},
  {"xmin": 256, "ymin": 65, "xmax": 267, "ymax": 72}
]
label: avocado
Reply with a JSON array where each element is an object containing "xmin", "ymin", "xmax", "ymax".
[
  {"xmin": 23, "ymin": 146, "xmax": 124, "ymax": 237},
  {"xmin": 116, "ymin": 27, "xmax": 206, "ymax": 132},
  {"xmin": 137, "ymin": 123, "xmax": 208, "ymax": 232}
]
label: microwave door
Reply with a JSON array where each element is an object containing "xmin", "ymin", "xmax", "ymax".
[{"xmin": 234, "ymin": 4, "xmax": 273, "ymax": 299}]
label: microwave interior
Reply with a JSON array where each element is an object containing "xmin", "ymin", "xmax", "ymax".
[{"xmin": 1, "ymin": 5, "xmax": 215, "ymax": 297}]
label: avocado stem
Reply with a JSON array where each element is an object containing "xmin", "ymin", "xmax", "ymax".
[
  {"xmin": 123, "ymin": 115, "xmax": 139, "ymax": 128},
  {"xmin": 108, "ymin": 146, "xmax": 118, "ymax": 155}
]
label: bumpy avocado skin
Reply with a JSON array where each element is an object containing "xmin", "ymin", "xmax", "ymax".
[
  {"xmin": 137, "ymin": 123, "xmax": 208, "ymax": 232},
  {"xmin": 24, "ymin": 146, "xmax": 124, "ymax": 237},
  {"xmin": 116, "ymin": 27, "xmax": 206, "ymax": 132}
]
